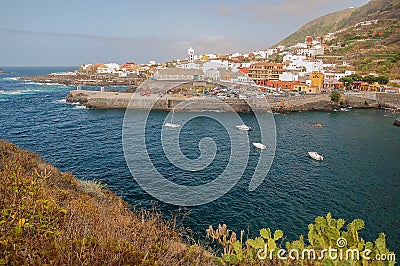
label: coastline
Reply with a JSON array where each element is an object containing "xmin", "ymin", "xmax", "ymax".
[{"xmin": 17, "ymin": 73, "xmax": 400, "ymax": 113}]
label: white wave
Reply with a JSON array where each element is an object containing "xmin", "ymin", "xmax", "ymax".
[
  {"xmin": 44, "ymin": 82, "xmax": 65, "ymax": 86},
  {"xmin": 74, "ymin": 105, "xmax": 88, "ymax": 109},
  {"xmin": 56, "ymin": 99, "xmax": 67, "ymax": 103},
  {"xmin": 1, "ymin": 77, "xmax": 18, "ymax": 81},
  {"xmin": 23, "ymin": 82, "xmax": 43, "ymax": 86},
  {"xmin": 0, "ymin": 89, "xmax": 42, "ymax": 95}
]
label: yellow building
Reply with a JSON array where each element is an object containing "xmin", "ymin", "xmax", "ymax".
[
  {"xmin": 294, "ymin": 85, "xmax": 308, "ymax": 92},
  {"xmin": 310, "ymin": 72, "xmax": 324, "ymax": 88},
  {"xmin": 294, "ymin": 85, "xmax": 320, "ymax": 93}
]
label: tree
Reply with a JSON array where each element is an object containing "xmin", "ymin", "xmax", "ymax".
[
  {"xmin": 330, "ymin": 90, "xmax": 341, "ymax": 103},
  {"xmin": 363, "ymin": 75, "xmax": 376, "ymax": 84},
  {"xmin": 349, "ymin": 74, "xmax": 362, "ymax": 81},
  {"xmin": 376, "ymin": 76, "xmax": 389, "ymax": 85},
  {"xmin": 339, "ymin": 76, "xmax": 354, "ymax": 88}
]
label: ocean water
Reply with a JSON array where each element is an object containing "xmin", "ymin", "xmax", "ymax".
[{"xmin": 1, "ymin": 67, "xmax": 399, "ymax": 253}]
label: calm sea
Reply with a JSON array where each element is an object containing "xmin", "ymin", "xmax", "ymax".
[{"xmin": 1, "ymin": 67, "xmax": 399, "ymax": 253}]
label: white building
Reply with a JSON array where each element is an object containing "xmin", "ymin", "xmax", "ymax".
[
  {"xmin": 79, "ymin": 63, "xmax": 92, "ymax": 72},
  {"xmin": 279, "ymin": 72, "xmax": 299, "ymax": 82},
  {"xmin": 313, "ymin": 45, "xmax": 324, "ymax": 56},
  {"xmin": 283, "ymin": 54, "xmax": 323, "ymax": 73},
  {"xmin": 294, "ymin": 43, "xmax": 308, "ymax": 49},
  {"xmin": 324, "ymin": 70, "xmax": 356, "ymax": 87},
  {"xmin": 105, "ymin": 63, "xmax": 120, "ymax": 73},
  {"xmin": 177, "ymin": 47, "xmax": 200, "ymax": 69},
  {"xmin": 276, "ymin": 45, "xmax": 285, "ymax": 51},
  {"xmin": 188, "ymin": 47, "xmax": 195, "ymax": 63},
  {"xmin": 202, "ymin": 60, "xmax": 228, "ymax": 72}
]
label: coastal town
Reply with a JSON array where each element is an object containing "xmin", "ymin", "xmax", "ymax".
[
  {"xmin": 25, "ymin": 16, "xmax": 399, "ymax": 96},
  {"xmin": 20, "ymin": 18, "xmax": 400, "ymax": 115}
]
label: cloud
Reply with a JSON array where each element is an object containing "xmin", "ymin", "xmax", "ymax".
[
  {"xmin": 173, "ymin": 34, "xmax": 259, "ymax": 56},
  {"xmin": 0, "ymin": 28, "xmax": 259, "ymax": 65},
  {"xmin": 216, "ymin": 4, "xmax": 233, "ymax": 15}
]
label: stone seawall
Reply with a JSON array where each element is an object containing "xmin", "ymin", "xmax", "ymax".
[
  {"xmin": 66, "ymin": 90, "xmax": 333, "ymax": 112},
  {"xmin": 66, "ymin": 90, "xmax": 400, "ymax": 113},
  {"xmin": 376, "ymin": 93, "xmax": 400, "ymax": 108}
]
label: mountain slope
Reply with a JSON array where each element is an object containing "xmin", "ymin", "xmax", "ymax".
[{"xmin": 275, "ymin": 0, "xmax": 400, "ymax": 47}]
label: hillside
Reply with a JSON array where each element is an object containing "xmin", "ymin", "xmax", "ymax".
[
  {"xmin": 275, "ymin": 0, "xmax": 400, "ymax": 47},
  {"xmin": 274, "ymin": 0, "xmax": 400, "ymax": 79},
  {"xmin": 0, "ymin": 140, "xmax": 213, "ymax": 265}
]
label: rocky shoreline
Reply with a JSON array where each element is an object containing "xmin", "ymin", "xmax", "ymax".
[{"xmin": 19, "ymin": 73, "xmax": 145, "ymax": 87}]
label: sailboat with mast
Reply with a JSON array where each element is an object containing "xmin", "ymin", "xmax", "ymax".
[{"xmin": 165, "ymin": 108, "xmax": 180, "ymax": 128}]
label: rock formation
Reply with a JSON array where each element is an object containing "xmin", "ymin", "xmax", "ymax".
[{"xmin": 394, "ymin": 117, "xmax": 400, "ymax": 127}]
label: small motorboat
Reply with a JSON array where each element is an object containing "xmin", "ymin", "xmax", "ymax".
[
  {"xmin": 165, "ymin": 122, "xmax": 180, "ymax": 128},
  {"xmin": 308, "ymin": 151, "xmax": 324, "ymax": 161},
  {"xmin": 236, "ymin": 124, "xmax": 252, "ymax": 131},
  {"xmin": 253, "ymin": 142, "xmax": 266, "ymax": 150}
]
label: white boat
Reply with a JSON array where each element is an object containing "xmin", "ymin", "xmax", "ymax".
[
  {"xmin": 308, "ymin": 151, "xmax": 324, "ymax": 161},
  {"xmin": 165, "ymin": 122, "xmax": 180, "ymax": 128},
  {"xmin": 253, "ymin": 142, "xmax": 266, "ymax": 150},
  {"xmin": 165, "ymin": 109, "xmax": 180, "ymax": 128},
  {"xmin": 236, "ymin": 124, "xmax": 252, "ymax": 131}
]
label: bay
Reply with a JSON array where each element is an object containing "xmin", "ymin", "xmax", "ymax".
[{"xmin": 1, "ymin": 67, "xmax": 399, "ymax": 254}]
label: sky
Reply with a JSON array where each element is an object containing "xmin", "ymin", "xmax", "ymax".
[{"xmin": 0, "ymin": 0, "xmax": 370, "ymax": 66}]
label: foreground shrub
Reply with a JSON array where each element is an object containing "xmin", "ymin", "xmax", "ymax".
[{"xmin": 207, "ymin": 213, "xmax": 396, "ymax": 265}]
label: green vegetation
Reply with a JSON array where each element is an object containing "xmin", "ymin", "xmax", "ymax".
[
  {"xmin": 207, "ymin": 213, "xmax": 396, "ymax": 265},
  {"xmin": 339, "ymin": 74, "xmax": 389, "ymax": 87},
  {"xmin": 330, "ymin": 91, "xmax": 342, "ymax": 103},
  {"xmin": 275, "ymin": 0, "xmax": 400, "ymax": 79},
  {"xmin": 0, "ymin": 140, "xmax": 212, "ymax": 265},
  {"xmin": 276, "ymin": 0, "xmax": 400, "ymax": 47}
]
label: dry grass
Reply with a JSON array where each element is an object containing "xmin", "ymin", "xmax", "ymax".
[{"xmin": 0, "ymin": 140, "xmax": 214, "ymax": 265}]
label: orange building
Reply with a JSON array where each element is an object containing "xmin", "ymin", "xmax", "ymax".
[
  {"xmin": 120, "ymin": 62, "xmax": 140, "ymax": 72},
  {"xmin": 265, "ymin": 80, "xmax": 300, "ymax": 90},
  {"xmin": 247, "ymin": 62, "xmax": 284, "ymax": 86}
]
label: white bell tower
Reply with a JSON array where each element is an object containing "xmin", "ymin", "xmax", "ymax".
[{"xmin": 188, "ymin": 47, "xmax": 195, "ymax": 63}]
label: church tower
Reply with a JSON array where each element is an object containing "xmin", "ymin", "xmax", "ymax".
[{"xmin": 188, "ymin": 47, "xmax": 195, "ymax": 63}]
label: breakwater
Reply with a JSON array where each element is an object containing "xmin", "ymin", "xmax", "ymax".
[
  {"xmin": 19, "ymin": 73, "xmax": 144, "ymax": 86},
  {"xmin": 66, "ymin": 90, "xmax": 400, "ymax": 113}
]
